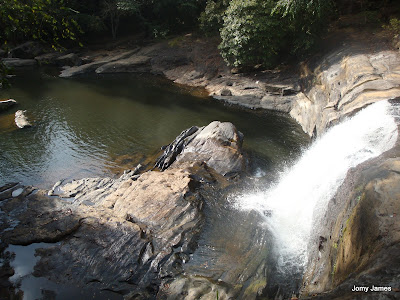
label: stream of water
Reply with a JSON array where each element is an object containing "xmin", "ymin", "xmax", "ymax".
[{"xmin": 235, "ymin": 100, "xmax": 399, "ymax": 286}]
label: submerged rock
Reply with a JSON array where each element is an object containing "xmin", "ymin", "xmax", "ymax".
[
  {"xmin": 0, "ymin": 99, "xmax": 17, "ymax": 112},
  {"xmin": 14, "ymin": 110, "xmax": 32, "ymax": 128},
  {"xmin": 155, "ymin": 121, "xmax": 246, "ymax": 176}
]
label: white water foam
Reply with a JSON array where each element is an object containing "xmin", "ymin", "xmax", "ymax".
[{"xmin": 235, "ymin": 100, "xmax": 399, "ymax": 273}]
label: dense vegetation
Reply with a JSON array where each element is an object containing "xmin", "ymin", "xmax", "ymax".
[{"xmin": 1, "ymin": 0, "xmax": 400, "ymax": 86}]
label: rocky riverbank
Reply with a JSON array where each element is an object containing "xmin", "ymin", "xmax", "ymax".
[{"xmin": 0, "ymin": 121, "xmax": 269, "ymax": 299}]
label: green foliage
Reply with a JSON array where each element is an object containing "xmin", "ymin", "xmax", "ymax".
[
  {"xmin": 383, "ymin": 17, "xmax": 400, "ymax": 33},
  {"xmin": 199, "ymin": 0, "xmax": 229, "ymax": 34},
  {"xmin": 274, "ymin": 0, "xmax": 335, "ymax": 55},
  {"xmin": 140, "ymin": 0, "xmax": 205, "ymax": 37},
  {"xmin": 101, "ymin": 0, "xmax": 139, "ymax": 39},
  {"xmin": 219, "ymin": 0, "xmax": 335, "ymax": 69},
  {"xmin": 219, "ymin": 0, "xmax": 289, "ymax": 68},
  {"xmin": 0, "ymin": 0, "xmax": 82, "ymax": 48}
]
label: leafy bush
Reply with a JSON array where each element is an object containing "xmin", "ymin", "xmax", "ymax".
[
  {"xmin": 199, "ymin": 0, "xmax": 229, "ymax": 34},
  {"xmin": 383, "ymin": 17, "xmax": 400, "ymax": 34},
  {"xmin": 219, "ymin": 0, "xmax": 335, "ymax": 69},
  {"xmin": 0, "ymin": 0, "xmax": 82, "ymax": 48},
  {"xmin": 219, "ymin": 0, "xmax": 289, "ymax": 68}
]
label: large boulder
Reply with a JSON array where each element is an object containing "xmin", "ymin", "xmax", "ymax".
[
  {"xmin": 0, "ymin": 163, "xmax": 213, "ymax": 298},
  {"xmin": 155, "ymin": 121, "xmax": 246, "ymax": 176}
]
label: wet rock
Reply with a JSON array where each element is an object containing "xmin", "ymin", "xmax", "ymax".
[
  {"xmin": 0, "ymin": 99, "xmax": 17, "ymax": 112},
  {"xmin": 155, "ymin": 121, "xmax": 246, "ymax": 176},
  {"xmin": 14, "ymin": 110, "xmax": 32, "ymax": 128},
  {"xmin": 1, "ymin": 58, "xmax": 37, "ymax": 68},
  {"xmin": 9, "ymin": 41, "xmax": 44, "ymax": 59}
]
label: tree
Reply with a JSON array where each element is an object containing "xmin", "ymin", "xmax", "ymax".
[
  {"xmin": 0, "ymin": 0, "xmax": 82, "ymax": 48},
  {"xmin": 218, "ymin": 0, "xmax": 335, "ymax": 69},
  {"xmin": 273, "ymin": 0, "xmax": 335, "ymax": 55},
  {"xmin": 101, "ymin": 0, "xmax": 139, "ymax": 39},
  {"xmin": 0, "ymin": 0, "xmax": 82, "ymax": 87},
  {"xmin": 219, "ymin": 0, "xmax": 289, "ymax": 69},
  {"xmin": 199, "ymin": 0, "xmax": 230, "ymax": 34}
]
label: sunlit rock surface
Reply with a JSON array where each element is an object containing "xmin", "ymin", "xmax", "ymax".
[
  {"xmin": 291, "ymin": 50, "xmax": 400, "ymax": 137},
  {"xmin": 155, "ymin": 121, "xmax": 246, "ymax": 176},
  {"xmin": 0, "ymin": 121, "xmax": 255, "ymax": 299}
]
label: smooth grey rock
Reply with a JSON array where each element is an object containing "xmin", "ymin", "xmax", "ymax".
[
  {"xmin": 15, "ymin": 110, "xmax": 32, "ymax": 128},
  {"xmin": 0, "ymin": 99, "xmax": 17, "ymax": 112},
  {"xmin": 2, "ymin": 58, "xmax": 37, "ymax": 68}
]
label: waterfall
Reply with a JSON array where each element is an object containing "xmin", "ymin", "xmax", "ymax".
[{"xmin": 235, "ymin": 100, "xmax": 399, "ymax": 274}]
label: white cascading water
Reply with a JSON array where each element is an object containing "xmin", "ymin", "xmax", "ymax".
[{"xmin": 235, "ymin": 100, "xmax": 399, "ymax": 274}]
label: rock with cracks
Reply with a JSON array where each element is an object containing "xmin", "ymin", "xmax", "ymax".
[{"xmin": 155, "ymin": 121, "xmax": 246, "ymax": 176}]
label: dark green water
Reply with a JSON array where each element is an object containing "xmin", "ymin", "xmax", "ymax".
[{"xmin": 0, "ymin": 70, "xmax": 309, "ymax": 189}]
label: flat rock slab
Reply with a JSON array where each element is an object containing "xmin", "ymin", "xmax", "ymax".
[
  {"xmin": 95, "ymin": 55, "xmax": 151, "ymax": 73},
  {"xmin": 59, "ymin": 49, "xmax": 140, "ymax": 77}
]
